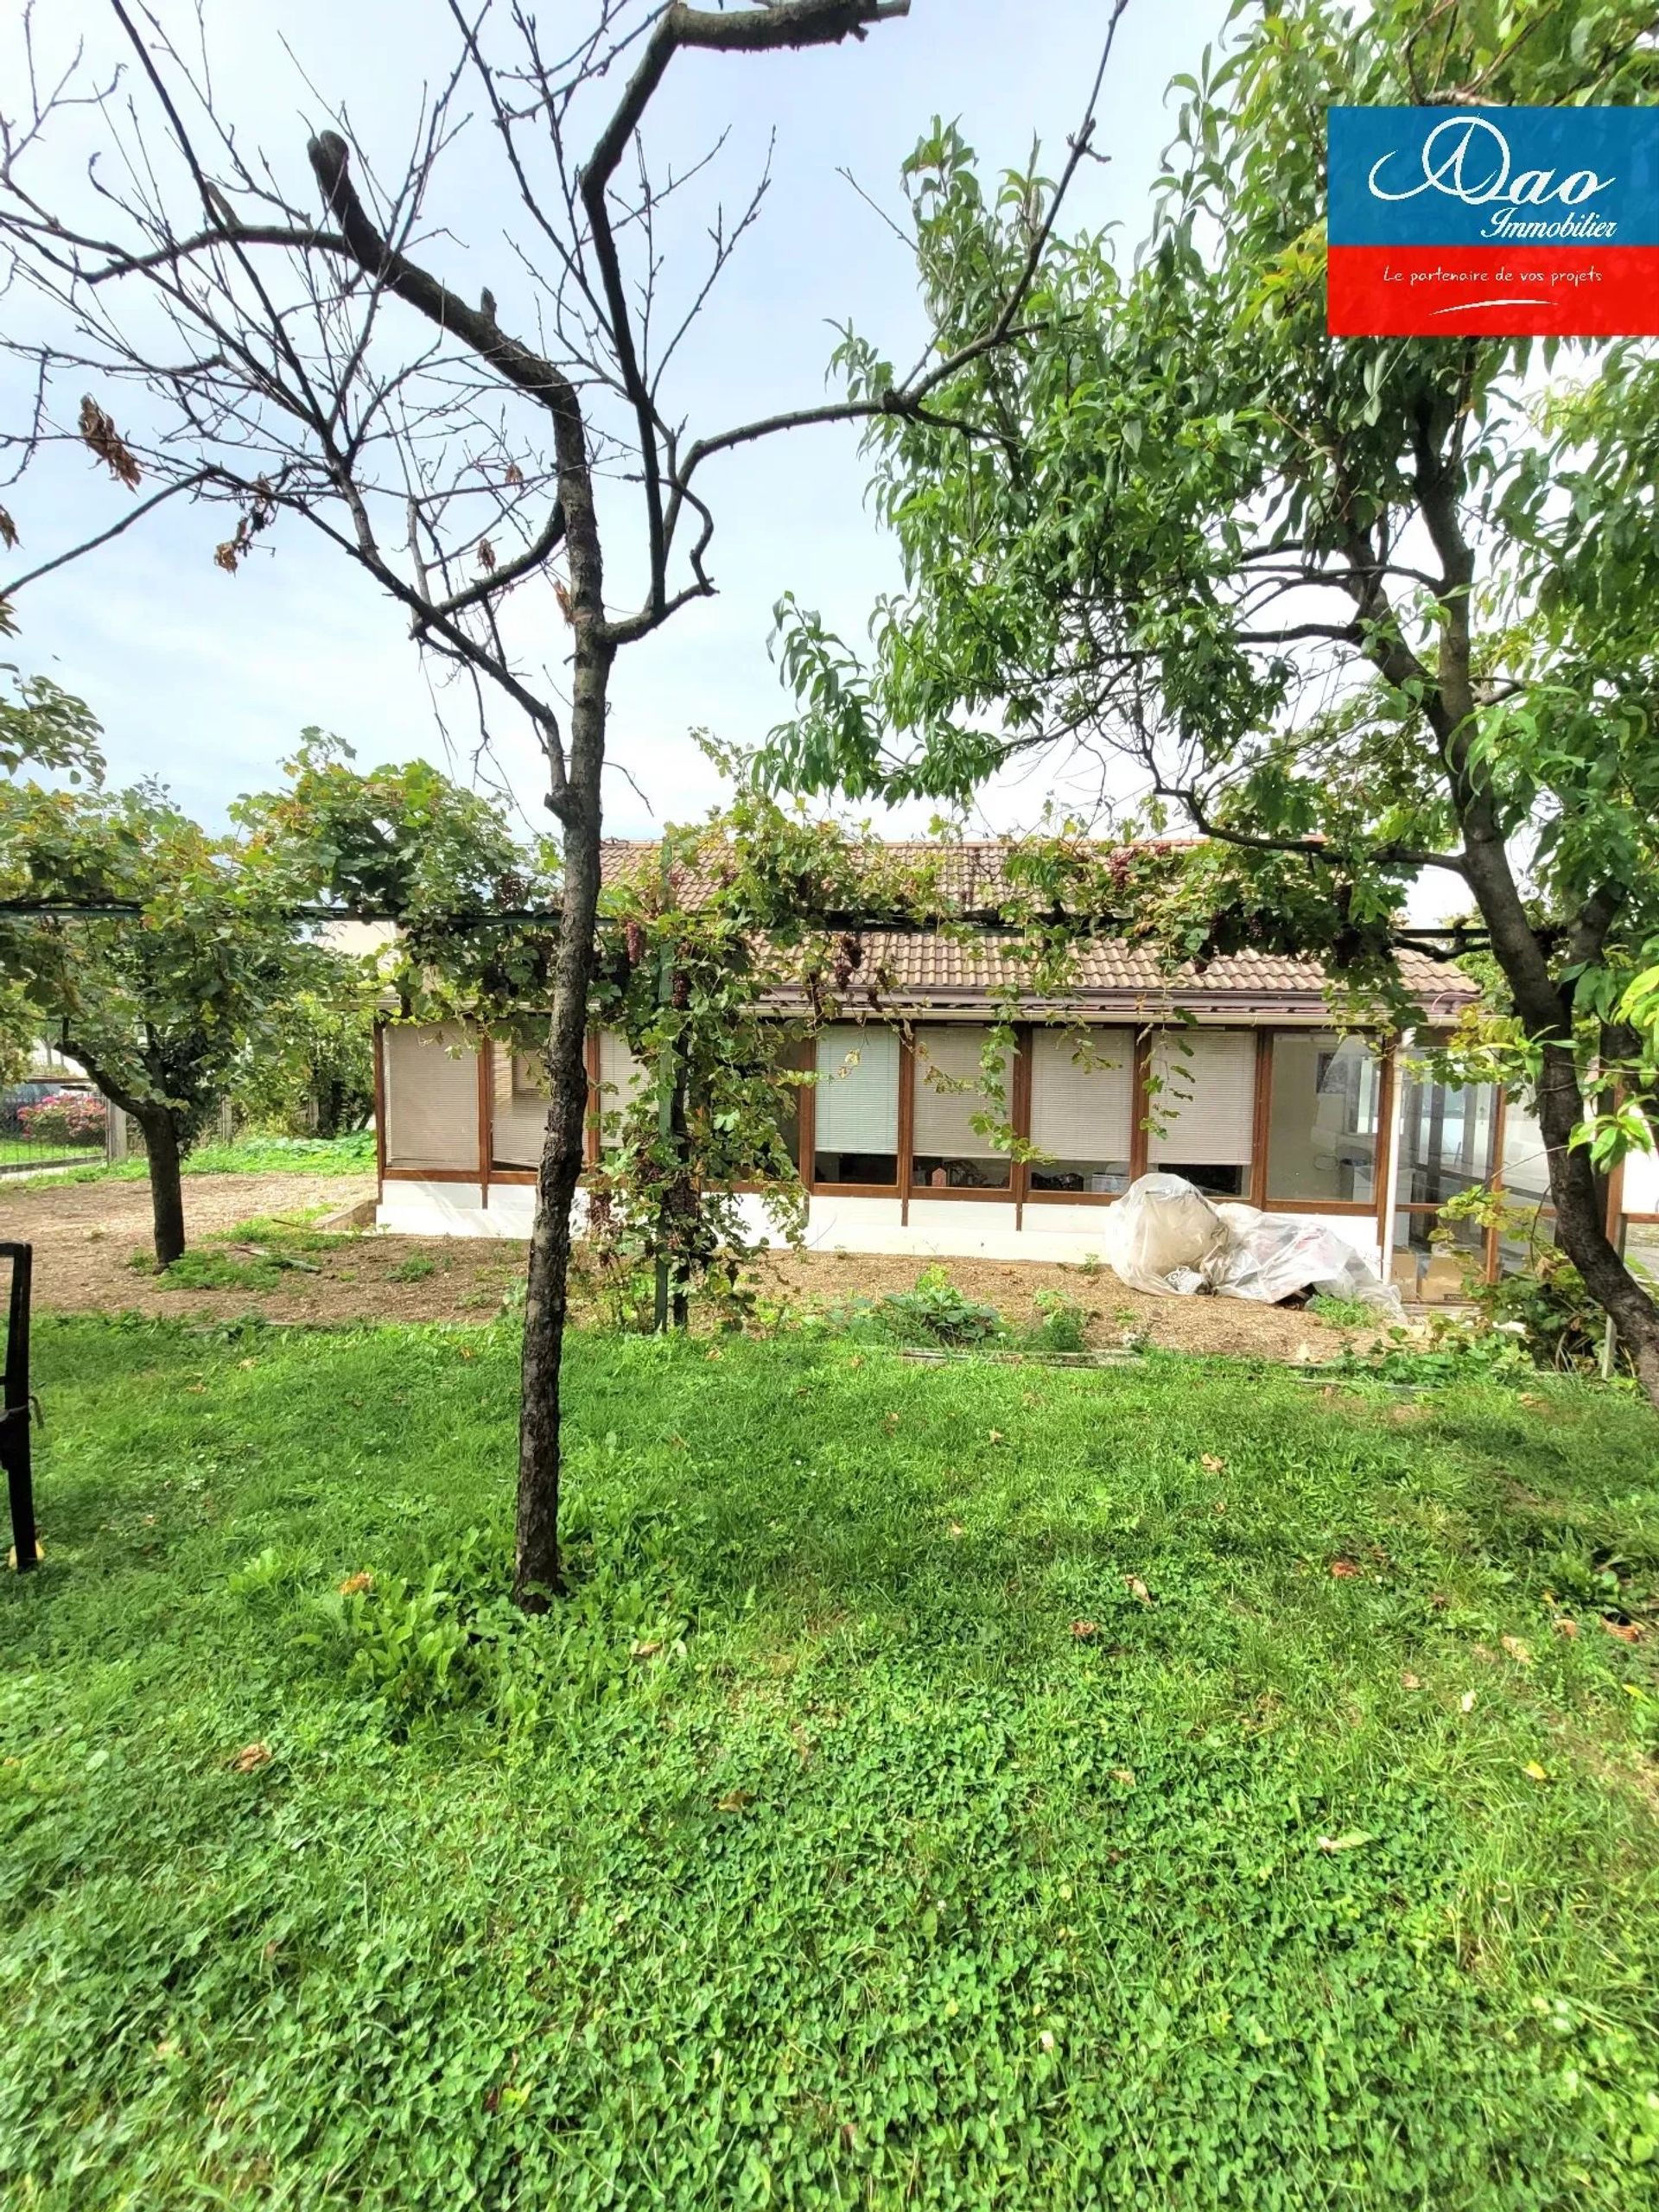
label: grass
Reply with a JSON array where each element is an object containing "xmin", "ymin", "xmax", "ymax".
[
  {"xmin": 0, "ymin": 1135, "xmax": 100, "ymax": 1166},
  {"xmin": 3, "ymin": 1319, "xmax": 1658, "ymax": 2209},
  {"xmin": 5, "ymin": 1129, "xmax": 376, "ymax": 1190}
]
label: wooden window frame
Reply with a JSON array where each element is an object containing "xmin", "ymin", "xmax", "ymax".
[
  {"xmin": 807, "ymin": 1019, "xmax": 906, "ymax": 1200},
  {"xmin": 1389, "ymin": 1041, "xmax": 1504, "ymax": 1287},
  {"xmin": 1135, "ymin": 1023, "xmax": 1266, "ymax": 1206},
  {"xmin": 1259, "ymin": 1027, "xmax": 1389, "ymax": 1217},
  {"xmin": 1022, "ymin": 1020, "xmax": 1137, "ymax": 1209},
  {"xmin": 903, "ymin": 1024, "xmax": 1020, "ymax": 1206},
  {"xmin": 377, "ymin": 1017, "xmax": 489, "ymax": 1187}
]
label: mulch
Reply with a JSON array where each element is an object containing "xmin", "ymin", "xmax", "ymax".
[{"xmin": 0, "ymin": 1171, "xmax": 1377, "ymax": 1360}]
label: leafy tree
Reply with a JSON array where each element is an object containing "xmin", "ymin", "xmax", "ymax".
[
  {"xmin": 764, "ymin": 0, "xmax": 1659, "ymax": 1405},
  {"xmin": 0, "ymin": 778, "xmax": 316, "ymax": 1263},
  {"xmin": 229, "ymin": 969, "xmax": 375, "ymax": 1138},
  {"xmin": 0, "ymin": 667, "xmax": 105, "ymax": 786}
]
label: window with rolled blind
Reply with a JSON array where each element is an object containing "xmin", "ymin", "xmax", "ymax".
[
  {"xmin": 382, "ymin": 1021, "xmax": 479, "ymax": 1170},
  {"xmin": 593, "ymin": 1031, "xmax": 645, "ymax": 1150},
  {"xmin": 813, "ymin": 1022, "xmax": 899, "ymax": 1185},
  {"xmin": 1027, "ymin": 1027, "xmax": 1133, "ymax": 1194},
  {"xmin": 491, "ymin": 1045, "xmax": 548, "ymax": 1168},
  {"xmin": 911, "ymin": 1024, "xmax": 1010, "ymax": 1191},
  {"xmin": 1147, "ymin": 1028, "xmax": 1256, "ymax": 1197}
]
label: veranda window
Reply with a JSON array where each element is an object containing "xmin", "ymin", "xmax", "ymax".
[
  {"xmin": 492, "ymin": 1046, "xmax": 547, "ymax": 1169},
  {"xmin": 594, "ymin": 1031, "xmax": 645, "ymax": 1151},
  {"xmin": 1390, "ymin": 1063, "xmax": 1497, "ymax": 1300},
  {"xmin": 1266, "ymin": 1032, "xmax": 1382, "ymax": 1205},
  {"xmin": 813, "ymin": 1022, "xmax": 899, "ymax": 1186},
  {"xmin": 910, "ymin": 1024, "xmax": 1011, "ymax": 1192},
  {"xmin": 1027, "ymin": 1027, "xmax": 1133, "ymax": 1195},
  {"xmin": 1147, "ymin": 1030, "xmax": 1255, "ymax": 1197},
  {"xmin": 382, "ymin": 1022, "xmax": 479, "ymax": 1171},
  {"xmin": 1496, "ymin": 1097, "xmax": 1557, "ymax": 1270}
]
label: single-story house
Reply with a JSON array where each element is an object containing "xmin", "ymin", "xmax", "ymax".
[{"xmin": 373, "ymin": 842, "xmax": 1659, "ymax": 1300}]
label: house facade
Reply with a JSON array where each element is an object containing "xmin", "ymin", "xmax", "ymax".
[{"xmin": 372, "ymin": 843, "xmax": 1659, "ymax": 1300}]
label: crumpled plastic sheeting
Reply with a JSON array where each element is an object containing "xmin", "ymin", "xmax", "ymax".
[{"xmin": 1099, "ymin": 1173, "xmax": 1404, "ymax": 1318}]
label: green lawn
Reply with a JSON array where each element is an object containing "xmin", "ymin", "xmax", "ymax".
[
  {"xmin": 3, "ymin": 1319, "xmax": 1657, "ymax": 2209},
  {"xmin": 0, "ymin": 1135, "xmax": 100, "ymax": 1165},
  {"xmin": 3, "ymin": 1129, "xmax": 376, "ymax": 1188}
]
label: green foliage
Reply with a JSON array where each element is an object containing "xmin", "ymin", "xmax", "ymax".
[
  {"xmin": 1343, "ymin": 1315, "xmax": 1536, "ymax": 1388},
  {"xmin": 156, "ymin": 1249, "xmax": 284, "ymax": 1293},
  {"xmin": 1027, "ymin": 1285, "xmax": 1089, "ymax": 1354},
  {"xmin": 230, "ymin": 969, "xmax": 375, "ymax": 1138},
  {"xmin": 8, "ymin": 1131, "xmax": 376, "ymax": 1189},
  {"xmin": 236, "ymin": 731, "xmax": 563, "ymax": 1031},
  {"xmin": 388, "ymin": 1253, "xmax": 437, "ymax": 1283},
  {"xmin": 1308, "ymin": 1293, "xmax": 1377, "ymax": 1331},
  {"xmin": 876, "ymin": 1263, "xmax": 1006, "ymax": 1347},
  {"xmin": 2, "ymin": 1316, "xmax": 1657, "ymax": 2205},
  {"xmin": 0, "ymin": 766, "xmax": 337, "ymax": 1192},
  {"xmin": 0, "ymin": 667, "xmax": 104, "ymax": 785}
]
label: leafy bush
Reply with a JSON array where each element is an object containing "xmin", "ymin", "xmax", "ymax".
[
  {"xmin": 1469, "ymin": 1249, "xmax": 1622, "ymax": 1377},
  {"xmin": 18, "ymin": 1088, "xmax": 105, "ymax": 1146},
  {"xmin": 877, "ymin": 1265, "xmax": 1006, "ymax": 1347}
]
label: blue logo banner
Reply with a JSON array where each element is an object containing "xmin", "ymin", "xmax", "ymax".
[{"xmin": 1329, "ymin": 106, "xmax": 1659, "ymax": 250}]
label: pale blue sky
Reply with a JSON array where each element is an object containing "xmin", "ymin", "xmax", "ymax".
[{"xmin": 3, "ymin": 1, "xmax": 1230, "ymax": 839}]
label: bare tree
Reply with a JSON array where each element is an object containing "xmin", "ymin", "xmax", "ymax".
[{"xmin": 0, "ymin": 0, "xmax": 1125, "ymax": 1605}]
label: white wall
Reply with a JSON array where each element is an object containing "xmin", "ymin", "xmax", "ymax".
[{"xmin": 377, "ymin": 1181, "xmax": 1389, "ymax": 1273}]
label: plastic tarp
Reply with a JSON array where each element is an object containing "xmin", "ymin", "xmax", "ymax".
[{"xmin": 1100, "ymin": 1173, "xmax": 1403, "ymax": 1317}]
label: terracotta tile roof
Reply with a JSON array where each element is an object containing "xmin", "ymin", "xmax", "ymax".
[{"xmin": 598, "ymin": 838, "xmax": 1476, "ymax": 1020}]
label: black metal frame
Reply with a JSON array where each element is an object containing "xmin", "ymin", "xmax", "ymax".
[{"xmin": 2, "ymin": 1243, "xmax": 38, "ymax": 1573}]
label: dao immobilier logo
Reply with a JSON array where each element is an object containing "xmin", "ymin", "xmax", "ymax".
[{"xmin": 1327, "ymin": 106, "xmax": 1659, "ymax": 336}]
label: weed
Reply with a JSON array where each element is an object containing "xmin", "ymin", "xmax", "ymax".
[
  {"xmin": 388, "ymin": 1253, "xmax": 437, "ymax": 1283},
  {"xmin": 1308, "ymin": 1292, "xmax": 1376, "ymax": 1329},
  {"xmin": 1024, "ymin": 1286, "xmax": 1090, "ymax": 1354}
]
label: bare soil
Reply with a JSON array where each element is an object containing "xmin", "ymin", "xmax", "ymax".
[{"xmin": 0, "ymin": 1171, "xmax": 1376, "ymax": 1361}]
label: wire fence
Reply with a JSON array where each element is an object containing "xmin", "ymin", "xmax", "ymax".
[{"xmin": 0, "ymin": 1083, "xmax": 109, "ymax": 1178}]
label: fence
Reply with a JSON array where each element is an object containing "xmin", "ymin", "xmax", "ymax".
[{"xmin": 0, "ymin": 1084, "xmax": 109, "ymax": 1178}]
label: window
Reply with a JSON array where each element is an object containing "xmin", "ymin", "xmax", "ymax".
[
  {"xmin": 772, "ymin": 1036, "xmax": 814, "ymax": 1173},
  {"xmin": 1395, "ymin": 1065, "xmax": 1497, "ymax": 1208},
  {"xmin": 910, "ymin": 1025, "xmax": 1011, "ymax": 1192},
  {"xmin": 492, "ymin": 1046, "xmax": 548, "ymax": 1168},
  {"xmin": 593, "ymin": 1031, "xmax": 645, "ymax": 1152},
  {"xmin": 813, "ymin": 1022, "xmax": 899, "ymax": 1186},
  {"xmin": 382, "ymin": 1022, "xmax": 479, "ymax": 1170},
  {"xmin": 1389, "ymin": 1062, "xmax": 1498, "ymax": 1301},
  {"xmin": 1027, "ymin": 1027, "xmax": 1133, "ymax": 1194},
  {"xmin": 1147, "ymin": 1030, "xmax": 1255, "ymax": 1198},
  {"xmin": 1497, "ymin": 1096, "xmax": 1557, "ymax": 1271},
  {"xmin": 1266, "ymin": 1032, "xmax": 1381, "ymax": 1205},
  {"xmin": 1625, "ymin": 1218, "xmax": 1659, "ymax": 1292}
]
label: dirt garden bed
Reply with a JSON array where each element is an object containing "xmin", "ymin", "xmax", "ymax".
[{"xmin": 0, "ymin": 1170, "xmax": 1384, "ymax": 1359}]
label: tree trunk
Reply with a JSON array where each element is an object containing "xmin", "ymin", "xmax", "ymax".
[
  {"xmin": 136, "ymin": 1106, "xmax": 187, "ymax": 1268},
  {"xmin": 1532, "ymin": 1042, "xmax": 1659, "ymax": 1401},
  {"xmin": 1402, "ymin": 453, "xmax": 1659, "ymax": 1410},
  {"xmin": 513, "ymin": 639, "xmax": 612, "ymax": 1609}
]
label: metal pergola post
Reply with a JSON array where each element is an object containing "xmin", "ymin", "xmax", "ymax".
[{"xmin": 2, "ymin": 1243, "xmax": 38, "ymax": 1573}]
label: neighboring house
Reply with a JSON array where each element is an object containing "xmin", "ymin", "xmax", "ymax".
[{"xmin": 372, "ymin": 842, "xmax": 1659, "ymax": 1300}]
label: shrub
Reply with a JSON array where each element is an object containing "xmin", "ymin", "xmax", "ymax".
[
  {"xmin": 877, "ymin": 1266, "xmax": 1005, "ymax": 1348},
  {"xmin": 19, "ymin": 1089, "xmax": 105, "ymax": 1146}
]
